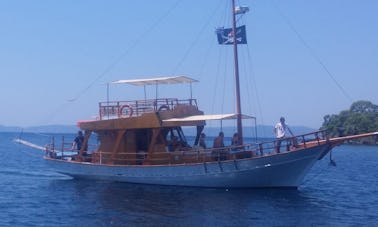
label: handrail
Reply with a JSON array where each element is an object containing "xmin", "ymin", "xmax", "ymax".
[
  {"xmin": 45, "ymin": 136, "xmax": 98, "ymax": 160},
  {"xmin": 45, "ymin": 130, "xmax": 329, "ymax": 165},
  {"xmin": 98, "ymin": 98, "xmax": 198, "ymax": 120}
]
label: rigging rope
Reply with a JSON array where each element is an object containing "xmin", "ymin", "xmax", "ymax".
[
  {"xmin": 38, "ymin": 0, "xmax": 183, "ymax": 128},
  {"xmin": 301, "ymin": 153, "xmax": 336, "ymax": 186},
  {"xmin": 271, "ymin": 1, "xmax": 354, "ymax": 103},
  {"xmin": 171, "ymin": 1, "xmax": 223, "ymax": 75},
  {"xmin": 240, "ymin": 39, "xmax": 267, "ymax": 137},
  {"xmin": 231, "ymin": 6, "xmax": 267, "ymax": 137},
  {"xmin": 210, "ymin": 1, "xmax": 230, "ymax": 130},
  {"xmin": 68, "ymin": 0, "xmax": 183, "ymax": 103},
  {"xmin": 14, "ymin": 130, "xmax": 52, "ymax": 158}
]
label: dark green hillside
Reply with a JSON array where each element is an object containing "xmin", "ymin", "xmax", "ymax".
[{"xmin": 321, "ymin": 101, "xmax": 378, "ymax": 144}]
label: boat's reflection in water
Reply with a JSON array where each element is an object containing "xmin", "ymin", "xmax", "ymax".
[{"xmin": 50, "ymin": 179, "xmax": 327, "ymax": 226}]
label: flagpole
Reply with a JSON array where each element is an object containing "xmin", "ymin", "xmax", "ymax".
[{"xmin": 232, "ymin": 0, "xmax": 243, "ymax": 145}]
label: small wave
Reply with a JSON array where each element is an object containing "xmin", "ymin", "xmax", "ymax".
[{"xmin": 0, "ymin": 168, "xmax": 72, "ymax": 180}]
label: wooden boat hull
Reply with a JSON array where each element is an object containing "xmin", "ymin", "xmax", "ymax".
[{"xmin": 44, "ymin": 143, "xmax": 330, "ymax": 188}]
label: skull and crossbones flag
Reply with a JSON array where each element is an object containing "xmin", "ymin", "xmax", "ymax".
[{"xmin": 216, "ymin": 25, "xmax": 247, "ymax": 45}]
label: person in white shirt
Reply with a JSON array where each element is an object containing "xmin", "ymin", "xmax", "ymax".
[{"xmin": 274, "ymin": 117, "xmax": 294, "ymax": 153}]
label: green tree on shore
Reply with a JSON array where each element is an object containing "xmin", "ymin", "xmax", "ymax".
[{"xmin": 321, "ymin": 100, "xmax": 378, "ymax": 137}]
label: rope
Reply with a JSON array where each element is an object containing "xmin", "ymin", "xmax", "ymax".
[
  {"xmin": 271, "ymin": 0, "xmax": 354, "ymax": 103},
  {"xmin": 171, "ymin": 1, "xmax": 224, "ymax": 75},
  {"xmin": 301, "ymin": 155, "xmax": 335, "ymax": 186},
  {"xmin": 209, "ymin": 47, "xmax": 224, "ymax": 129},
  {"xmin": 14, "ymin": 131, "xmax": 50, "ymax": 158},
  {"xmin": 42, "ymin": 0, "xmax": 183, "ymax": 125},
  {"xmin": 209, "ymin": 2, "xmax": 230, "ymax": 129},
  {"xmin": 240, "ymin": 36, "xmax": 267, "ymax": 137},
  {"xmin": 68, "ymin": 0, "xmax": 183, "ymax": 103}
]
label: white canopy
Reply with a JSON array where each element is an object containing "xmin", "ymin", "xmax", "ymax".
[
  {"xmin": 162, "ymin": 113, "xmax": 254, "ymax": 122},
  {"xmin": 112, "ymin": 76, "xmax": 198, "ymax": 86}
]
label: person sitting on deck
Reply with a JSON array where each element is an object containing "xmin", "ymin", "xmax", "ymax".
[
  {"xmin": 231, "ymin": 133, "xmax": 238, "ymax": 146},
  {"xmin": 213, "ymin": 132, "xmax": 225, "ymax": 148},
  {"xmin": 212, "ymin": 132, "xmax": 227, "ymax": 161},
  {"xmin": 231, "ymin": 132, "xmax": 239, "ymax": 151},
  {"xmin": 167, "ymin": 135, "xmax": 181, "ymax": 152},
  {"xmin": 199, "ymin": 133, "xmax": 207, "ymax": 149}
]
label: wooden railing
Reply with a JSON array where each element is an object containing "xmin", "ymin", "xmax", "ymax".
[
  {"xmin": 45, "ymin": 130, "xmax": 328, "ymax": 165},
  {"xmin": 44, "ymin": 136, "xmax": 98, "ymax": 161}
]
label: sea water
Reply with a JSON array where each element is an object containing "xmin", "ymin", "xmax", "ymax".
[{"xmin": 0, "ymin": 132, "xmax": 377, "ymax": 226}]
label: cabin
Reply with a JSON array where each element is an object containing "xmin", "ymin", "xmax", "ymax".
[{"xmin": 78, "ymin": 96, "xmax": 207, "ymax": 165}]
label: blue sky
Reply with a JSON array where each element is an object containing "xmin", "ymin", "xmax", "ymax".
[{"xmin": 1, "ymin": 0, "xmax": 377, "ymax": 129}]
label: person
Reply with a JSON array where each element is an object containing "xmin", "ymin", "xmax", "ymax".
[
  {"xmin": 167, "ymin": 135, "xmax": 181, "ymax": 152},
  {"xmin": 199, "ymin": 133, "xmax": 207, "ymax": 149},
  {"xmin": 274, "ymin": 117, "xmax": 294, "ymax": 153},
  {"xmin": 213, "ymin": 132, "xmax": 225, "ymax": 148},
  {"xmin": 72, "ymin": 130, "xmax": 84, "ymax": 151},
  {"xmin": 230, "ymin": 132, "xmax": 239, "ymax": 151},
  {"xmin": 212, "ymin": 132, "xmax": 226, "ymax": 160},
  {"xmin": 231, "ymin": 133, "xmax": 238, "ymax": 146}
]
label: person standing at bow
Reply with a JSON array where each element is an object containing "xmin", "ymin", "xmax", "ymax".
[{"xmin": 274, "ymin": 117, "xmax": 294, "ymax": 153}]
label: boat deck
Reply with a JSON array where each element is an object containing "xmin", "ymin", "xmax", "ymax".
[{"xmin": 45, "ymin": 131, "xmax": 329, "ymax": 166}]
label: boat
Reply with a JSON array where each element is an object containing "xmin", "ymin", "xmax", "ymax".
[{"xmin": 16, "ymin": 1, "xmax": 377, "ymax": 188}]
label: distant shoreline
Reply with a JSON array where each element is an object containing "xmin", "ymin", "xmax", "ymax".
[{"xmin": 1, "ymin": 124, "xmax": 316, "ymax": 138}]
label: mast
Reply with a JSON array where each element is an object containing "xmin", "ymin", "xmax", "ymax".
[{"xmin": 232, "ymin": 0, "xmax": 243, "ymax": 145}]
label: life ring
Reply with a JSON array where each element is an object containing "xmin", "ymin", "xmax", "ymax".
[
  {"xmin": 158, "ymin": 105, "xmax": 170, "ymax": 112},
  {"xmin": 118, "ymin": 105, "xmax": 133, "ymax": 118}
]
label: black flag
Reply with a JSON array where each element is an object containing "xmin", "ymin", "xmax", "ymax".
[{"xmin": 216, "ymin": 25, "xmax": 247, "ymax": 45}]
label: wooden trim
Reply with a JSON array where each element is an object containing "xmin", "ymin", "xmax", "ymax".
[{"xmin": 110, "ymin": 129, "xmax": 126, "ymax": 161}]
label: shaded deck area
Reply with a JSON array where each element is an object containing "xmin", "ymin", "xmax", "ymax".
[{"xmin": 45, "ymin": 130, "xmax": 333, "ymax": 166}]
